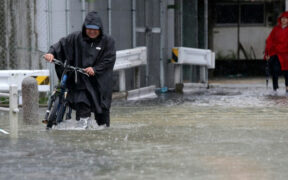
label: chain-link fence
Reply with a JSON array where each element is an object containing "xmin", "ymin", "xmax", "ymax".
[
  {"xmin": 0, "ymin": 0, "xmax": 86, "ymax": 71},
  {"xmin": 0, "ymin": 0, "xmax": 47, "ymax": 70}
]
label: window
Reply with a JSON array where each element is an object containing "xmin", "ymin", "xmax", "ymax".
[
  {"xmin": 215, "ymin": 4, "xmax": 238, "ymax": 24},
  {"xmin": 215, "ymin": 3, "xmax": 264, "ymax": 25},
  {"xmin": 241, "ymin": 4, "xmax": 264, "ymax": 24}
]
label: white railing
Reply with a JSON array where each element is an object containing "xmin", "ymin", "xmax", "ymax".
[
  {"xmin": 173, "ymin": 47, "xmax": 215, "ymax": 84},
  {"xmin": 0, "ymin": 70, "xmax": 49, "ymax": 92},
  {"xmin": 0, "ymin": 85, "xmax": 19, "ymax": 137},
  {"xmin": 114, "ymin": 47, "xmax": 147, "ymax": 91}
]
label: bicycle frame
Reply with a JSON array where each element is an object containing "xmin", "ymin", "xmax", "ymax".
[{"xmin": 42, "ymin": 59, "xmax": 88, "ymax": 129}]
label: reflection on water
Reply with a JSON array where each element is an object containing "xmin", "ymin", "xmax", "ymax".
[{"xmin": 1, "ymin": 87, "xmax": 288, "ymax": 180}]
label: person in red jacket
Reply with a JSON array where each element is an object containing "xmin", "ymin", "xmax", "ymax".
[{"xmin": 265, "ymin": 11, "xmax": 288, "ymax": 93}]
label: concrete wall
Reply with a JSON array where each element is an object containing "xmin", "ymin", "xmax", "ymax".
[{"xmin": 213, "ymin": 26, "xmax": 272, "ymax": 59}]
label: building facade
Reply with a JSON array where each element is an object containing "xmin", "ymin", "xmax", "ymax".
[{"xmin": 1, "ymin": 0, "xmax": 287, "ymax": 89}]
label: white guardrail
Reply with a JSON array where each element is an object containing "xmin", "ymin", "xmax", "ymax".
[
  {"xmin": 0, "ymin": 84, "xmax": 18, "ymax": 137},
  {"xmin": 114, "ymin": 47, "xmax": 147, "ymax": 91},
  {"xmin": 0, "ymin": 70, "xmax": 49, "ymax": 92},
  {"xmin": 172, "ymin": 47, "xmax": 215, "ymax": 84},
  {"xmin": 114, "ymin": 47, "xmax": 147, "ymax": 71}
]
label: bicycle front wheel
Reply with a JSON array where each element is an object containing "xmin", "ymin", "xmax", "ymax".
[
  {"xmin": 56, "ymin": 102, "xmax": 67, "ymax": 124},
  {"xmin": 47, "ymin": 96, "xmax": 60, "ymax": 129}
]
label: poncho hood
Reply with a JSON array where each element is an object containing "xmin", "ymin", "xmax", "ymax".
[
  {"xmin": 277, "ymin": 11, "xmax": 288, "ymax": 26},
  {"xmin": 82, "ymin": 11, "xmax": 103, "ymax": 40}
]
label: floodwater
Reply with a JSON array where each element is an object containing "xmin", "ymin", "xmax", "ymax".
[{"xmin": 1, "ymin": 82, "xmax": 288, "ymax": 180}]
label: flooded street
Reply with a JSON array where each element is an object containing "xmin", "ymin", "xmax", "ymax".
[{"xmin": 1, "ymin": 80, "xmax": 288, "ymax": 180}]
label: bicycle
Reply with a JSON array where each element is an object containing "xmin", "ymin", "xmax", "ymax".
[{"xmin": 42, "ymin": 58, "xmax": 89, "ymax": 129}]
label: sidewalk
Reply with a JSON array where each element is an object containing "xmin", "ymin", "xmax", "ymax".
[
  {"xmin": 209, "ymin": 77, "xmax": 268, "ymax": 84},
  {"xmin": 209, "ymin": 76, "xmax": 286, "ymax": 88}
]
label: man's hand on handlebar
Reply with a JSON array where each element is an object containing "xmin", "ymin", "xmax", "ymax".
[
  {"xmin": 84, "ymin": 67, "xmax": 95, "ymax": 76},
  {"xmin": 44, "ymin": 53, "xmax": 54, "ymax": 62}
]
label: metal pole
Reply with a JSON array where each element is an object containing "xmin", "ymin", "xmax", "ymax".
[
  {"xmin": 119, "ymin": 70, "xmax": 126, "ymax": 91},
  {"xmin": 204, "ymin": 0, "xmax": 208, "ymax": 49},
  {"xmin": 65, "ymin": 0, "xmax": 70, "ymax": 35},
  {"xmin": 192, "ymin": 0, "xmax": 199, "ymax": 82},
  {"xmin": 286, "ymin": 0, "xmax": 288, "ymax": 11},
  {"xmin": 5, "ymin": 0, "xmax": 9, "ymax": 69},
  {"xmin": 203, "ymin": 0, "xmax": 209, "ymax": 82},
  {"xmin": 132, "ymin": 0, "xmax": 136, "ymax": 48},
  {"xmin": 9, "ymin": 84, "xmax": 18, "ymax": 138},
  {"xmin": 200, "ymin": 66, "xmax": 207, "ymax": 83},
  {"xmin": 237, "ymin": 0, "xmax": 240, "ymax": 60},
  {"xmin": 159, "ymin": 0, "xmax": 165, "ymax": 89},
  {"xmin": 175, "ymin": 0, "xmax": 183, "ymax": 46},
  {"xmin": 174, "ymin": 0, "xmax": 184, "ymax": 86},
  {"xmin": 174, "ymin": 64, "xmax": 182, "ymax": 84},
  {"xmin": 144, "ymin": 0, "xmax": 149, "ymax": 85},
  {"xmin": 81, "ymin": 0, "xmax": 86, "ymax": 21},
  {"xmin": 108, "ymin": 0, "xmax": 112, "ymax": 35},
  {"xmin": 47, "ymin": 0, "xmax": 54, "ymax": 92},
  {"xmin": 132, "ymin": 0, "xmax": 140, "ymax": 88}
]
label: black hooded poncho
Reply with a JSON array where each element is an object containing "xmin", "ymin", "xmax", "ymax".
[{"xmin": 48, "ymin": 11, "xmax": 116, "ymax": 114}]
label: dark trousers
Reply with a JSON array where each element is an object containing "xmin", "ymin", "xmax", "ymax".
[
  {"xmin": 75, "ymin": 102, "xmax": 110, "ymax": 127},
  {"xmin": 268, "ymin": 55, "xmax": 288, "ymax": 90},
  {"xmin": 95, "ymin": 109, "xmax": 110, "ymax": 127}
]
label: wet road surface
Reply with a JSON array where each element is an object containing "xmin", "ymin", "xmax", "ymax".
[{"xmin": 1, "ymin": 79, "xmax": 288, "ymax": 180}]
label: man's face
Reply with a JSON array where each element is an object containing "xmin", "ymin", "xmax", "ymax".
[
  {"xmin": 86, "ymin": 28, "xmax": 100, "ymax": 39},
  {"xmin": 281, "ymin": 17, "xmax": 288, "ymax": 26}
]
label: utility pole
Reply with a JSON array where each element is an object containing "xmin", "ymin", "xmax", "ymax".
[{"xmin": 237, "ymin": 0, "xmax": 240, "ymax": 60}]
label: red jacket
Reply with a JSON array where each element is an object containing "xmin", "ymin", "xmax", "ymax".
[{"xmin": 265, "ymin": 11, "xmax": 288, "ymax": 70}]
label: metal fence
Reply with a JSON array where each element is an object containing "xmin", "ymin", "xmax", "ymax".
[
  {"xmin": 0, "ymin": 0, "xmax": 47, "ymax": 70},
  {"xmin": 0, "ymin": 0, "xmax": 86, "ymax": 69}
]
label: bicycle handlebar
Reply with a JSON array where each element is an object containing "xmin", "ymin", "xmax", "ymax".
[{"xmin": 50, "ymin": 58, "xmax": 89, "ymax": 77}]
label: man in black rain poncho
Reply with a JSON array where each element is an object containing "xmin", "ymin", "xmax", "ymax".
[{"xmin": 44, "ymin": 11, "xmax": 116, "ymax": 129}]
